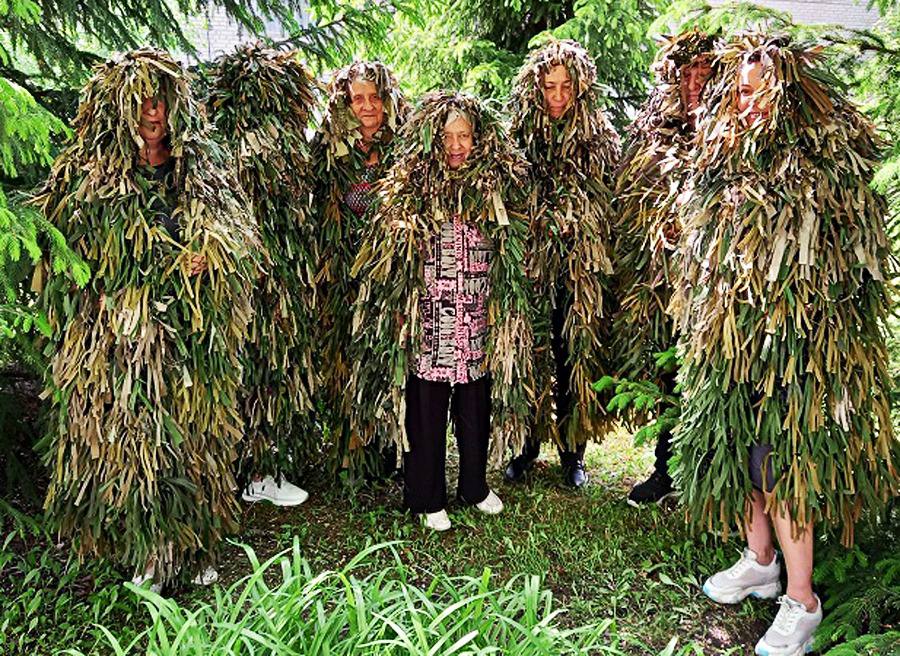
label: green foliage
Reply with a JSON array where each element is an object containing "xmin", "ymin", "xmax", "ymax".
[
  {"xmin": 596, "ymin": 348, "xmax": 681, "ymax": 448},
  {"xmin": 652, "ymin": 0, "xmax": 795, "ymax": 36},
  {"xmin": 0, "ymin": 510, "xmax": 143, "ymax": 655},
  {"xmin": 72, "ymin": 541, "xmax": 624, "ymax": 655},
  {"xmin": 814, "ymin": 506, "xmax": 900, "ymax": 651},
  {"xmin": 0, "ymin": 58, "xmax": 87, "ymax": 364},
  {"xmin": 854, "ymin": 5, "xmax": 900, "ymax": 223},
  {"xmin": 376, "ymin": 0, "xmax": 661, "ymax": 124}
]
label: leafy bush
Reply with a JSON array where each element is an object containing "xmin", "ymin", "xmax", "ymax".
[
  {"xmin": 814, "ymin": 504, "xmax": 900, "ymax": 652},
  {"xmin": 0, "ymin": 509, "xmax": 143, "ymax": 655}
]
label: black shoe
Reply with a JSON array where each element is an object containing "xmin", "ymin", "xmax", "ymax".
[
  {"xmin": 504, "ymin": 454, "xmax": 535, "ymax": 482},
  {"xmin": 562, "ymin": 460, "xmax": 589, "ymax": 488},
  {"xmin": 627, "ymin": 470, "xmax": 675, "ymax": 507}
]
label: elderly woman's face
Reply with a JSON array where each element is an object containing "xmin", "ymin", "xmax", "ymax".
[
  {"xmin": 443, "ymin": 114, "xmax": 473, "ymax": 169},
  {"xmin": 542, "ymin": 64, "xmax": 573, "ymax": 120},
  {"xmin": 349, "ymin": 79, "xmax": 384, "ymax": 134},
  {"xmin": 737, "ymin": 60, "xmax": 771, "ymax": 127},
  {"xmin": 139, "ymin": 96, "xmax": 168, "ymax": 145}
]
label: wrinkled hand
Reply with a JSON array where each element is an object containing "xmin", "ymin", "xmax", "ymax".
[{"xmin": 188, "ymin": 253, "xmax": 207, "ymax": 276}]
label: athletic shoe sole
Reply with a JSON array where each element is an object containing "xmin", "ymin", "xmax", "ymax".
[
  {"xmin": 702, "ymin": 580, "xmax": 781, "ymax": 604},
  {"xmin": 755, "ymin": 636, "xmax": 814, "ymax": 656},
  {"xmin": 241, "ymin": 492, "xmax": 309, "ymax": 506},
  {"xmin": 626, "ymin": 490, "xmax": 677, "ymax": 508}
]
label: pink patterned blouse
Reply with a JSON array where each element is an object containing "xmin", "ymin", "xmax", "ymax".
[{"xmin": 415, "ymin": 214, "xmax": 492, "ymax": 384}]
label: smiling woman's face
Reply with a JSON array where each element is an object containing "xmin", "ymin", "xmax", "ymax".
[
  {"xmin": 737, "ymin": 60, "xmax": 771, "ymax": 127},
  {"xmin": 443, "ymin": 114, "xmax": 473, "ymax": 170},
  {"xmin": 139, "ymin": 97, "xmax": 168, "ymax": 145}
]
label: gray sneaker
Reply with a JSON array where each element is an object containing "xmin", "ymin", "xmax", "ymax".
[
  {"xmin": 702, "ymin": 548, "xmax": 781, "ymax": 604},
  {"xmin": 755, "ymin": 594, "xmax": 822, "ymax": 656}
]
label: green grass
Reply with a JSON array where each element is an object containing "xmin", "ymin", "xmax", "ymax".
[
  {"xmin": 0, "ymin": 431, "xmax": 791, "ymax": 655},
  {"xmin": 201, "ymin": 431, "xmax": 769, "ymax": 654}
]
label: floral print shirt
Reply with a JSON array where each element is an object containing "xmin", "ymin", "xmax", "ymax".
[{"xmin": 415, "ymin": 214, "xmax": 492, "ymax": 384}]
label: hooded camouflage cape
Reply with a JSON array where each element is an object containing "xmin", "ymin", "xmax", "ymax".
[
  {"xmin": 508, "ymin": 40, "xmax": 620, "ymax": 450},
  {"xmin": 610, "ymin": 31, "xmax": 718, "ymax": 430},
  {"xmin": 312, "ymin": 61, "xmax": 409, "ymax": 472},
  {"xmin": 33, "ymin": 49, "xmax": 261, "ymax": 582},
  {"xmin": 207, "ymin": 44, "xmax": 319, "ymax": 480},
  {"xmin": 351, "ymin": 91, "xmax": 533, "ymax": 463},
  {"xmin": 672, "ymin": 33, "xmax": 900, "ymax": 544}
]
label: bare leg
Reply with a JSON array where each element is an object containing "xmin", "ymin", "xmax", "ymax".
[
  {"xmin": 770, "ymin": 501, "xmax": 817, "ymax": 611},
  {"xmin": 746, "ymin": 489, "xmax": 776, "ymax": 565}
]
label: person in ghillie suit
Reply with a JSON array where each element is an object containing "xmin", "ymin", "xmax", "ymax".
[
  {"xmin": 504, "ymin": 39, "xmax": 620, "ymax": 488},
  {"xmin": 207, "ymin": 44, "xmax": 319, "ymax": 507},
  {"xmin": 313, "ymin": 61, "xmax": 410, "ymax": 478},
  {"xmin": 671, "ymin": 33, "xmax": 900, "ymax": 655},
  {"xmin": 611, "ymin": 30, "xmax": 718, "ymax": 507},
  {"xmin": 351, "ymin": 91, "xmax": 533, "ymax": 531},
  {"xmin": 33, "ymin": 49, "xmax": 262, "ymax": 589}
]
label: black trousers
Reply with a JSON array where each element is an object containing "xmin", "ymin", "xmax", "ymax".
[
  {"xmin": 520, "ymin": 283, "xmax": 586, "ymax": 464},
  {"xmin": 403, "ymin": 374, "xmax": 491, "ymax": 513},
  {"xmin": 651, "ymin": 370, "xmax": 678, "ymax": 478}
]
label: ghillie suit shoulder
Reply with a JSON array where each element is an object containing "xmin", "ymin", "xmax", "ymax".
[
  {"xmin": 207, "ymin": 43, "xmax": 321, "ymax": 480},
  {"xmin": 33, "ymin": 48, "xmax": 261, "ymax": 582},
  {"xmin": 611, "ymin": 30, "xmax": 718, "ymax": 431},
  {"xmin": 312, "ymin": 60, "xmax": 410, "ymax": 475},
  {"xmin": 508, "ymin": 39, "xmax": 620, "ymax": 450},
  {"xmin": 673, "ymin": 33, "xmax": 899, "ymax": 544},
  {"xmin": 351, "ymin": 91, "xmax": 534, "ymax": 462}
]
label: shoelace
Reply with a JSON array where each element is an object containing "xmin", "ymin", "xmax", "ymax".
[
  {"xmin": 771, "ymin": 595, "xmax": 806, "ymax": 634},
  {"xmin": 727, "ymin": 551, "xmax": 754, "ymax": 578}
]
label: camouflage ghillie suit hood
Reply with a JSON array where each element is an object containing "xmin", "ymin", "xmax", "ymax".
[
  {"xmin": 610, "ymin": 30, "xmax": 718, "ymax": 430},
  {"xmin": 317, "ymin": 60, "xmax": 409, "ymax": 167},
  {"xmin": 207, "ymin": 44, "xmax": 319, "ymax": 480},
  {"xmin": 672, "ymin": 33, "xmax": 899, "ymax": 544},
  {"xmin": 508, "ymin": 39, "xmax": 620, "ymax": 449},
  {"xmin": 313, "ymin": 61, "xmax": 410, "ymax": 473},
  {"xmin": 351, "ymin": 91, "xmax": 533, "ymax": 462},
  {"xmin": 34, "ymin": 49, "xmax": 261, "ymax": 581}
]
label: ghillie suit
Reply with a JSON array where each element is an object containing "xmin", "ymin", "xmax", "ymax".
[
  {"xmin": 34, "ymin": 49, "xmax": 261, "ymax": 582},
  {"xmin": 312, "ymin": 61, "xmax": 409, "ymax": 474},
  {"xmin": 507, "ymin": 40, "xmax": 620, "ymax": 450},
  {"xmin": 207, "ymin": 44, "xmax": 320, "ymax": 481},
  {"xmin": 672, "ymin": 33, "xmax": 900, "ymax": 544},
  {"xmin": 351, "ymin": 91, "xmax": 533, "ymax": 463},
  {"xmin": 608, "ymin": 31, "xmax": 718, "ymax": 441}
]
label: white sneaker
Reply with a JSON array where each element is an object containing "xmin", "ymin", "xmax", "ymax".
[
  {"xmin": 130, "ymin": 565, "xmax": 162, "ymax": 594},
  {"xmin": 242, "ymin": 475, "xmax": 309, "ymax": 506},
  {"xmin": 703, "ymin": 548, "xmax": 782, "ymax": 604},
  {"xmin": 475, "ymin": 490, "xmax": 504, "ymax": 515},
  {"xmin": 422, "ymin": 509, "xmax": 452, "ymax": 532},
  {"xmin": 755, "ymin": 594, "xmax": 822, "ymax": 655},
  {"xmin": 191, "ymin": 566, "xmax": 219, "ymax": 586}
]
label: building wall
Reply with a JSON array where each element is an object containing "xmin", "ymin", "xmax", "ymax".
[
  {"xmin": 185, "ymin": 2, "xmax": 307, "ymax": 64},
  {"xmin": 708, "ymin": 0, "xmax": 880, "ymax": 30}
]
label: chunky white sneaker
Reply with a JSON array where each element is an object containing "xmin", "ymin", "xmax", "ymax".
[
  {"xmin": 422, "ymin": 510, "xmax": 452, "ymax": 532},
  {"xmin": 475, "ymin": 490, "xmax": 504, "ymax": 515},
  {"xmin": 755, "ymin": 594, "xmax": 822, "ymax": 656},
  {"xmin": 703, "ymin": 548, "xmax": 781, "ymax": 604},
  {"xmin": 242, "ymin": 475, "xmax": 309, "ymax": 506},
  {"xmin": 191, "ymin": 566, "xmax": 219, "ymax": 586}
]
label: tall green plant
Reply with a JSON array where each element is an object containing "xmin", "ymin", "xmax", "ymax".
[{"xmin": 67, "ymin": 541, "xmax": 647, "ymax": 655}]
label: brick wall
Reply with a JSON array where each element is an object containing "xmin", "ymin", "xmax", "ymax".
[{"xmin": 708, "ymin": 0, "xmax": 880, "ymax": 30}]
